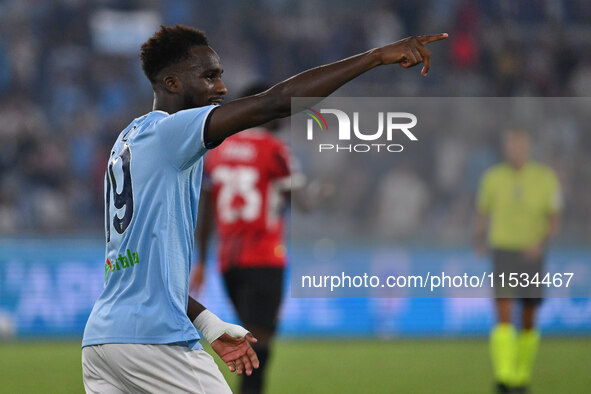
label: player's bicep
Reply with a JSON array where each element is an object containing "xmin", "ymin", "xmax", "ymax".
[{"xmin": 205, "ymin": 94, "xmax": 284, "ymax": 146}]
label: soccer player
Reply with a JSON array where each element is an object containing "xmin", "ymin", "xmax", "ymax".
[
  {"xmin": 189, "ymin": 81, "xmax": 313, "ymax": 394},
  {"xmin": 475, "ymin": 130, "xmax": 562, "ymax": 393},
  {"xmin": 82, "ymin": 24, "xmax": 447, "ymax": 393}
]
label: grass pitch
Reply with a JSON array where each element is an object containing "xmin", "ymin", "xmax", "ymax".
[{"xmin": 0, "ymin": 338, "xmax": 589, "ymax": 393}]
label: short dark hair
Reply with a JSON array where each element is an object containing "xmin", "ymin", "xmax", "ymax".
[{"xmin": 140, "ymin": 25, "xmax": 208, "ymax": 83}]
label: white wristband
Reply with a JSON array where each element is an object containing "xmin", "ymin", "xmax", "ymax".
[{"xmin": 193, "ymin": 309, "xmax": 249, "ymax": 344}]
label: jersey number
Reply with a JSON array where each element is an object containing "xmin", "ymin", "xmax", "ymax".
[
  {"xmin": 106, "ymin": 144, "xmax": 134, "ymax": 242},
  {"xmin": 212, "ymin": 166, "xmax": 261, "ymax": 223}
]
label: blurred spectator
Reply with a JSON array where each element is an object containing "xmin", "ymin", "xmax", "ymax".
[
  {"xmin": 0, "ymin": 0, "xmax": 589, "ymax": 244},
  {"xmin": 372, "ymin": 163, "xmax": 429, "ymax": 239}
]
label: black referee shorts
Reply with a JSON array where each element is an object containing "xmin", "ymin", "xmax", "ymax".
[
  {"xmin": 223, "ymin": 266, "xmax": 284, "ymax": 332},
  {"xmin": 492, "ymin": 249, "xmax": 544, "ymax": 306}
]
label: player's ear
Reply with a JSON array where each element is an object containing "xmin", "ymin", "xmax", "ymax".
[{"xmin": 162, "ymin": 75, "xmax": 182, "ymax": 94}]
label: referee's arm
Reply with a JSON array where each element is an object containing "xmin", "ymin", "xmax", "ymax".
[
  {"xmin": 523, "ymin": 213, "xmax": 561, "ymax": 260},
  {"xmin": 474, "ymin": 213, "xmax": 489, "ymax": 255},
  {"xmin": 474, "ymin": 172, "xmax": 492, "ymax": 256}
]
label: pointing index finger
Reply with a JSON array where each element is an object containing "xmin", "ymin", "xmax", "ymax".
[{"xmin": 418, "ymin": 33, "xmax": 448, "ymax": 45}]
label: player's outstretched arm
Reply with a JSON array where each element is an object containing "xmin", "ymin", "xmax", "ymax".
[
  {"xmin": 206, "ymin": 33, "xmax": 447, "ymax": 146},
  {"xmin": 188, "ymin": 296, "xmax": 259, "ymax": 375}
]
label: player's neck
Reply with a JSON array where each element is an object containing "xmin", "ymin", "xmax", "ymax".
[
  {"xmin": 152, "ymin": 94, "xmax": 181, "ymax": 115},
  {"xmin": 509, "ymin": 160, "xmax": 527, "ymax": 171}
]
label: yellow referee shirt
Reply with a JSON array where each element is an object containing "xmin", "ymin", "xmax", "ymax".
[{"xmin": 477, "ymin": 161, "xmax": 561, "ymax": 250}]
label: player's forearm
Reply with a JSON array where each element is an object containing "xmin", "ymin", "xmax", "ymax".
[
  {"xmin": 266, "ymin": 49, "xmax": 383, "ymax": 116},
  {"xmin": 188, "ymin": 296, "xmax": 251, "ymax": 344},
  {"xmin": 187, "ymin": 295, "xmax": 206, "ymax": 321}
]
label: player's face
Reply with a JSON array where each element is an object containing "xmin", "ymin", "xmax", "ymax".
[
  {"xmin": 178, "ymin": 46, "xmax": 227, "ymax": 109},
  {"xmin": 503, "ymin": 131, "xmax": 530, "ymax": 168}
]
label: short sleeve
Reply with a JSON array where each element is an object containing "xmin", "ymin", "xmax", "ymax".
[
  {"xmin": 157, "ymin": 105, "xmax": 217, "ymax": 169},
  {"xmin": 477, "ymin": 170, "xmax": 493, "ymax": 214}
]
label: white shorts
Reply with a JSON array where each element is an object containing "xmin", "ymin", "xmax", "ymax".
[{"xmin": 82, "ymin": 344, "xmax": 232, "ymax": 394}]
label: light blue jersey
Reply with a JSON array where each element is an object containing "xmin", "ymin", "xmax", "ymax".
[{"xmin": 82, "ymin": 105, "xmax": 217, "ymax": 350}]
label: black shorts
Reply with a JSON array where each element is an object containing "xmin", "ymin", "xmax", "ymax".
[
  {"xmin": 223, "ymin": 266, "xmax": 284, "ymax": 332},
  {"xmin": 492, "ymin": 249, "xmax": 544, "ymax": 306}
]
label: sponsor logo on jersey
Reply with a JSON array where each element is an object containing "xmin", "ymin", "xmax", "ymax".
[{"xmin": 105, "ymin": 249, "xmax": 140, "ymax": 281}]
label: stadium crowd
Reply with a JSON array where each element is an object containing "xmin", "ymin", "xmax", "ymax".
[{"xmin": 0, "ymin": 0, "xmax": 590, "ymax": 243}]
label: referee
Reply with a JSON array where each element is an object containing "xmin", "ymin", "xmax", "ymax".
[{"xmin": 474, "ymin": 130, "xmax": 561, "ymax": 393}]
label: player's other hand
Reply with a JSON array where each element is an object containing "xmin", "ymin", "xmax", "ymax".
[
  {"xmin": 523, "ymin": 243, "xmax": 543, "ymax": 261},
  {"xmin": 189, "ymin": 262, "xmax": 205, "ymax": 293},
  {"xmin": 474, "ymin": 240, "xmax": 488, "ymax": 257},
  {"xmin": 212, "ymin": 332, "xmax": 259, "ymax": 376},
  {"xmin": 377, "ymin": 33, "xmax": 448, "ymax": 76}
]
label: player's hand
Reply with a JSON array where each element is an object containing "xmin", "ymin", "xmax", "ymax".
[
  {"xmin": 309, "ymin": 179, "xmax": 336, "ymax": 202},
  {"xmin": 211, "ymin": 333, "xmax": 259, "ymax": 376},
  {"xmin": 377, "ymin": 33, "xmax": 448, "ymax": 76},
  {"xmin": 189, "ymin": 262, "xmax": 205, "ymax": 293},
  {"xmin": 523, "ymin": 243, "xmax": 543, "ymax": 261},
  {"xmin": 474, "ymin": 240, "xmax": 488, "ymax": 257}
]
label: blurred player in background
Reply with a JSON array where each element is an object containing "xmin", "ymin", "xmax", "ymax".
[
  {"xmin": 475, "ymin": 130, "xmax": 561, "ymax": 393},
  {"xmin": 190, "ymin": 82, "xmax": 328, "ymax": 394}
]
